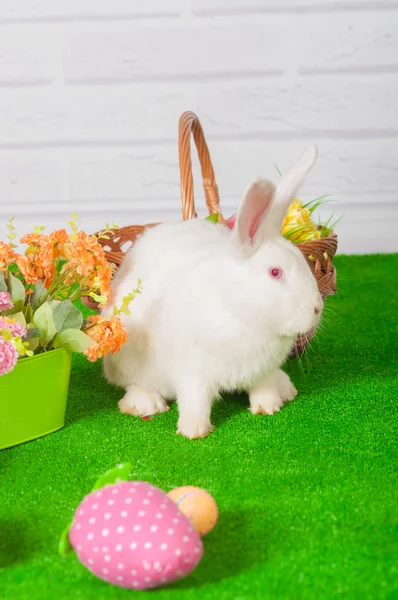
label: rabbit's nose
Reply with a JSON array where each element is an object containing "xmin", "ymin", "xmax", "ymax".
[{"xmin": 314, "ymin": 304, "xmax": 322, "ymax": 315}]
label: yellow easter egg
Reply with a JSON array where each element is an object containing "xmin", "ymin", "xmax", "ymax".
[{"xmin": 167, "ymin": 486, "xmax": 218, "ymax": 536}]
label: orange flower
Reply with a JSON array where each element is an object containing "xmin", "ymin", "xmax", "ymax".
[
  {"xmin": 62, "ymin": 232, "xmax": 112, "ymax": 302},
  {"xmin": 49, "ymin": 229, "xmax": 69, "ymax": 258},
  {"xmin": 84, "ymin": 314, "xmax": 127, "ymax": 362},
  {"xmin": 47, "ymin": 229, "xmax": 70, "ymax": 282},
  {"xmin": 17, "ymin": 233, "xmax": 54, "ymax": 286},
  {"xmin": 0, "ymin": 241, "xmax": 16, "ymax": 271}
]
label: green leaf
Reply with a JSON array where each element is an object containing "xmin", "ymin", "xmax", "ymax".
[
  {"xmin": 32, "ymin": 302, "xmax": 57, "ymax": 347},
  {"xmin": 24, "ymin": 326, "xmax": 42, "ymax": 340},
  {"xmin": 53, "ymin": 329, "xmax": 92, "ymax": 353},
  {"xmin": 8, "ymin": 300, "xmax": 24, "ymax": 315},
  {"xmin": 25, "ymin": 323, "xmax": 40, "ymax": 351},
  {"xmin": 31, "ymin": 281, "xmax": 47, "ymax": 309},
  {"xmin": 116, "ymin": 294, "xmax": 134, "ymax": 316},
  {"xmin": 49, "ymin": 300, "xmax": 61, "ymax": 309},
  {"xmin": 53, "ymin": 300, "xmax": 83, "ymax": 333},
  {"xmin": 205, "ymin": 213, "xmax": 219, "ymax": 224},
  {"xmin": 24, "ymin": 302, "xmax": 34, "ymax": 324},
  {"xmin": 58, "ymin": 522, "xmax": 74, "ymax": 557},
  {"xmin": 0, "ymin": 272, "xmax": 6, "ymax": 293},
  {"xmin": 12, "ymin": 312, "xmax": 27, "ymax": 328},
  {"xmin": 111, "ymin": 282, "xmax": 142, "ymax": 318},
  {"xmin": 91, "ymin": 463, "xmax": 133, "ymax": 491},
  {"xmin": 308, "ymin": 199, "xmax": 332, "ymax": 215},
  {"xmin": 8, "ymin": 273, "xmax": 25, "ymax": 304},
  {"xmin": 302, "ymin": 194, "xmax": 331, "ymax": 209}
]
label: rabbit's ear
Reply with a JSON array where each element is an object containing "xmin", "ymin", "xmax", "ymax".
[
  {"xmin": 234, "ymin": 178, "xmax": 276, "ymax": 249},
  {"xmin": 258, "ymin": 144, "xmax": 318, "ymax": 240},
  {"xmin": 276, "ymin": 144, "xmax": 318, "ymax": 205}
]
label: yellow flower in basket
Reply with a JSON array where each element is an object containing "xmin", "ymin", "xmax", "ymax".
[{"xmin": 282, "ymin": 197, "xmax": 322, "ymax": 243}]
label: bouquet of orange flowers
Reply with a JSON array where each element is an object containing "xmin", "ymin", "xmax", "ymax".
[{"xmin": 0, "ymin": 216, "xmax": 139, "ymax": 376}]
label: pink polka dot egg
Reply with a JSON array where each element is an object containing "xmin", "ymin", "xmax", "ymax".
[{"xmin": 68, "ymin": 480, "xmax": 203, "ymax": 590}]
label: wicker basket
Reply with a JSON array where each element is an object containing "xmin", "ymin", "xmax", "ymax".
[{"xmin": 88, "ymin": 111, "xmax": 337, "ymax": 354}]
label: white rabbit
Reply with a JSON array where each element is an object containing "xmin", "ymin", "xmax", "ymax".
[{"xmin": 103, "ymin": 144, "xmax": 323, "ymax": 439}]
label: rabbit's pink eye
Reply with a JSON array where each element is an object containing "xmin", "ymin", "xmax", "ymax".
[{"xmin": 269, "ymin": 268, "xmax": 283, "ymax": 279}]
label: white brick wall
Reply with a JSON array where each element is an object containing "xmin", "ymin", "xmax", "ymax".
[{"xmin": 0, "ymin": 0, "xmax": 397, "ymax": 254}]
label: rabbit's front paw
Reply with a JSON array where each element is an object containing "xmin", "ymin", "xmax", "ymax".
[
  {"xmin": 118, "ymin": 387, "xmax": 169, "ymax": 416},
  {"xmin": 177, "ymin": 418, "xmax": 214, "ymax": 440},
  {"xmin": 249, "ymin": 389, "xmax": 284, "ymax": 415},
  {"xmin": 250, "ymin": 370, "xmax": 297, "ymax": 415},
  {"xmin": 277, "ymin": 369, "xmax": 297, "ymax": 402}
]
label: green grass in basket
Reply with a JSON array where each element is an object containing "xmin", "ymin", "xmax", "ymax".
[{"xmin": 0, "ymin": 254, "xmax": 397, "ymax": 600}]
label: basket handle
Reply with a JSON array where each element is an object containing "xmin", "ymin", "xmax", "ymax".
[{"xmin": 178, "ymin": 111, "xmax": 225, "ymax": 222}]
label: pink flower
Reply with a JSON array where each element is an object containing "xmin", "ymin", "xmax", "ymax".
[
  {"xmin": 0, "ymin": 337, "xmax": 18, "ymax": 376},
  {"xmin": 0, "ymin": 291, "xmax": 13, "ymax": 312},
  {"xmin": 0, "ymin": 317, "xmax": 27, "ymax": 338}
]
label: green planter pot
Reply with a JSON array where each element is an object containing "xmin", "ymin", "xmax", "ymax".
[{"xmin": 0, "ymin": 349, "xmax": 72, "ymax": 450}]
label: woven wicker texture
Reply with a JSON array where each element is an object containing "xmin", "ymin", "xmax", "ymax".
[{"xmin": 89, "ymin": 112, "xmax": 337, "ymax": 353}]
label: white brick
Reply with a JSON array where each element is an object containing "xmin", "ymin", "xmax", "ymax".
[
  {"xmin": 195, "ymin": 78, "xmax": 398, "ymax": 137},
  {"xmin": 0, "ymin": 77, "xmax": 397, "ymax": 145},
  {"xmin": 192, "ymin": 0, "xmax": 398, "ymax": 14},
  {"xmin": 204, "ymin": 138, "xmax": 398, "ymax": 201},
  {"xmin": 333, "ymin": 211, "xmax": 398, "ymax": 255},
  {"xmin": 63, "ymin": 20, "xmax": 286, "ymax": 82},
  {"xmin": 0, "ymin": 1, "xmax": 183, "ymax": 21},
  {"xmin": 0, "ymin": 26, "xmax": 57, "ymax": 84},
  {"xmin": 0, "ymin": 156, "xmax": 65, "ymax": 203},
  {"xmin": 68, "ymin": 149, "xmax": 178, "ymax": 202},
  {"xmin": 299, "ymin": 13, "xmax": 398, "ymax": 72},
  {"xmin": 0, "ymin": 86, "xmax": 193, "ymax": 144},
  {"xmin": 66, "ymin": 138, "xmax": 398, "ymax": 209}
]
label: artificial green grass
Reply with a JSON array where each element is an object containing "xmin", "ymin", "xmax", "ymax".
[{"xmin": 1, "ymin": 254, "xmax": 397, "ymax": 600}]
